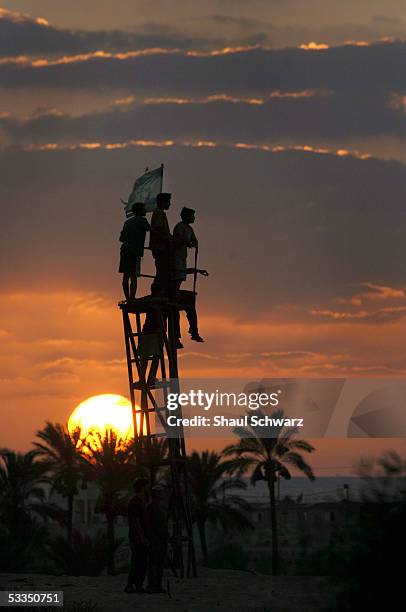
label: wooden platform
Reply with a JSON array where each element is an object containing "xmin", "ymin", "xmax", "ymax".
[{"xmin": 118, "ymin": 290, "xmax": 196, "ymax": 314}]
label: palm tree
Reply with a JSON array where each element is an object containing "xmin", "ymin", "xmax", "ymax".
[
  {"xmin": 187, "ymin": 450, "xmax": 253, "ymax": 565},
  {"xmin": 33, "ymin": 421, "xmax": 82, "ymax": 548},
  {"xmin": 358, "ymin": 450, "xmax": 406, "ymax": 503},
  {"xmin": 79, "ymin": 430, "xmax": 135, "ymax": 574},
  {"xmin": 0, "ymin": 449, "xmax": 61, "ymax": 534},
  {"xmin": 223, "ymin": 409, "xmax": 315, "ymax": 575}
]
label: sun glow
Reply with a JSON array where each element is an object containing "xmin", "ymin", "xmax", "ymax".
[{"xmin": 68, "ymin": 394, "xmax": 134, "ymax": 443}]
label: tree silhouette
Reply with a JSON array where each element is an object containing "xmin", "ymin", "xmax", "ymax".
[
  {"xmin": 0, "ymin": 449, "xmax": 62, "ymax": 571},
  {"xmin": 34, "ymin": 421, "xmax": 82, "ymax": 548},
  {"xmin": 79, "ymin": 431, "xmax": 135, "ymax": 574},
  {"xmin": 0, "ymin": 449, "xmax": 61, "ymax": 533},
  {"xmin": 223, "ymin": 409, "xmax": 315, "ymax": 575},
  {"xmin": 317, "ymin": 451, "xmax": 406, "ymax": 610},
  {"xmin": 187, "ymin": 450, "xmax": 253, "ymax": 565}
]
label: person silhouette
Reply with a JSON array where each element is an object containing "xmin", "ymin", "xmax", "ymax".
[
  {"xmin": 146, "ymin": 485, "xmax": 168, "ymax": 594},
  {"xmin": 149, "ymin": 192, "xmax": 172, "ymax": 296},
  {"xmin": 119, "ymin": 202, "xmax": 150, "ymax": 301},
  {"xmin": 170, "ymin": 207, "xmax": 208, "ymax": 348},
  {"xmin": 124, "ymin": 478, "xmax": 150, "ymax": 594}
]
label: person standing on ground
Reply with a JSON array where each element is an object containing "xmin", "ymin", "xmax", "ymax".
[
  {"xmin": 119, "ymin": 202, "xmax": 150, "ymax": 301},
  {"xmin": 125, "ymin": 478, "xmax": 150, "ymax": 594},
  {"xmin": 150, "ymin": 192, "xmax": 172, "ymax": 296},
  {"xmin": 171, "ymin": 207, "xmax": 208, "ymax": 348},
  {"xmin": 146, "ymin": 485, "xmax": 169, "ymax": 594}
]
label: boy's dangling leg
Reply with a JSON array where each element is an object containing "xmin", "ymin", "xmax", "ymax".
[{"xmin": 187, "ymin": 307, "xmax": 204, "ymax": 342}]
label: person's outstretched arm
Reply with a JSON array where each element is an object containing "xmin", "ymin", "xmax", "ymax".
[{"xmin": 186, "ymin": 268, "xmax": 209, "ymax": 276}]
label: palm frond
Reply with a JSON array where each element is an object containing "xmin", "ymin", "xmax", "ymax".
[
  {"xmin": 287, "ymin": 439, "xmax": 315, "ymax": 454},
  {"xmin": 284, "ymin": 451, "xmax": 315, "ymax": 481},
  {"xmin": 250, "ymin": 463, "xmax": 266, "ymax": 485}
]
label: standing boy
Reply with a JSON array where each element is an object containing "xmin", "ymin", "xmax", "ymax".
[
  {"xmin": 149, "ymin": 192, "xmax": 172, "ymax": 296},
  {"xmin": 119, "ymin": 202, "xmax": 150, "ymax": 301},
  {"xmin": 125, "ymin": 478, "xmax": 150, "ymax": 594}
]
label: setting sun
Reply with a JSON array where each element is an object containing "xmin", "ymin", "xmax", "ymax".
[{"xmin": 68, "ymin": 393, "xmax": 134, "ymax": 442}]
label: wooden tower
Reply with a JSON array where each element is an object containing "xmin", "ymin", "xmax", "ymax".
[{"xmin": 119, "ymin": 293, "xmax": 197, "ymax": 577}]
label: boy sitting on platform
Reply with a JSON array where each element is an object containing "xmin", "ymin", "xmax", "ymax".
[{"xmin": 171, "ymin": 207, "xmax": 208, "ymax": 348}]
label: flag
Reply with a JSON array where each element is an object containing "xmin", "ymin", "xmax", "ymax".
[{"xmin": 125, "ymin": 166, "xmax": 163, "ymax": 216}]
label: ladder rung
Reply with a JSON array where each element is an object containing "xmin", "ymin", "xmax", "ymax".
[
  {"xmin": 130, "ymin": 358, "xmax": 156, "ymax": 363},
  {"xmin": 130, "ymin": 332, "xmax": 160, "ymax": 337},
  {"xmin": 152, "ymin": 380, "xmax": 175, "ymax": 389},
  {"xmin": 130, "ymin": 406, "xmax": 157, "ymax": 414},
  {"xmin": 131, "ymin": 380, "xmax": 174, "ymax": 390},
  {"xmin": 130, "ymin": 356, "xmax": 156, "ymax": 363}
]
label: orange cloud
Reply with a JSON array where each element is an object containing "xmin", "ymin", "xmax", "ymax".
[
  {"xmin": 0, "ymin": 8, "xmax": 49, "ymax": 27},
  {"xmin": 299, "ymin": 42, "xmax": 329, "ymax": 50},
  {"xmin": 143, "ymin": 97, "xmax": 191, "ymax": 105},
  {"xmin": 311, "ymin": 305, "xmax": 406, "ymax": 322},
  {"xmin": 113, "ymin": 95, "xmax": 135, "ymax": 106},
  {"xmin": 0, "ymin": 45, "xmax": 263, "ymax": 69},
  {"xmin": 186, "ymin": 45, "xmax": 263, "ymax": 57},
  {"xmin": 361, "ymin": 282, "xmax": 406, "ymax": 300},
  {"xmin": 21, "ymin": 139, "xmax": 374, "ymax": 161},
  {"xmin": 190, "ymin": 94, "xmax": 262, "ymax": 105},
  {"xmin": 268, "ymin": 89, "xmax": 333, "ymax": 99},
  {"xmin": 141, "ymin": 90, "xmax": 331, "ymax": 106},
  {"xmin": 0, "ymin": 48, "xmax": 181, "ymax": 68},
  {"xmin": 343, "ymin": 40, "xmax": 370, "ymax": 47},
  {"xmin": 299, "ymin": 40, "xmax": 375, "ymax": 51},
  {"xmin": 19, "ymin": 138, "xmax": 375, "ymax": 163},
  {"xmin": 235, "ymin": 142, "xmax": 371, "ymax": 160},
  {"xmin": 0, "ymin": 55, "xmax": 32, "ymax": 65},
  {"xmin": 23, "ymin": 139, "xmax": 176, "ymax": 151},
  {"xmin": 331, "ymin": 282, "xmax": 406, "ymax": 309}
]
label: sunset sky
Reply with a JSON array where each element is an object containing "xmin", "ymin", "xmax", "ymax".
[{"xmin": 1, "ymin": 1, "xmax": 406, "ymax": 471}]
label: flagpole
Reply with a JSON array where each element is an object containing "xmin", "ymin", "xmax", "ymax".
[
  {"xmin": 193, "ymin": 246, "xmax": 198, "ymax": 295},
  {"xmin": 160, "ymin": 163, "xmax": 164, "ymax": 193}
]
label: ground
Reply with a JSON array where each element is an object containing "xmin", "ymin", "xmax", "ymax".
[{"xmin": 0, "ymin": 570, "xmax": 328, "ymax": 611}]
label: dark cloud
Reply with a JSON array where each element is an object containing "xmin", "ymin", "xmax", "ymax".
[
  {"xmin": 1, "ymin": 90, "xmax": 405, "ymax": 146},
  {"xmin": 371, "ymin": 15, "xmax": 403, "ymax": 25},
  {"xmin": 2, "ymin": 2, "xmax": 406, "ymax": 52},
  {"xmin": 200, "ymin": 14, "xmax": 276, "ymax": 30},
  {"xmin": 1, "ymin": 6, "xmax": 404, "ymax": 66},
  {"xmin": 0, "ymin": 9, "xmax": 260, "ymax": 58},
  {"xmin": 200, "ymin": 12, "xmax": 406, "ymax": 48},
  {"xmin": 1, "ymin": 43, "xmax": 405, "ymax": 99}
]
